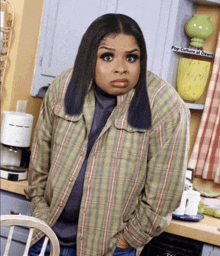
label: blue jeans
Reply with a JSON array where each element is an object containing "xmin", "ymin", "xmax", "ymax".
[
  {"xmin": 28, "ymin": 237, "xmax": 76, "ymax": 256},
  {"xmin": 28, "ymin": 237, "xmax": 136, "ymax": 256},
  {"xmin": 113, "ymin": 247, "xmax": 136, "ymax": 256}
]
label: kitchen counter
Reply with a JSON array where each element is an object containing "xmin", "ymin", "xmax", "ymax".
[
  {"xmin": 1, "ymin": 178, "xmax": 28, "ymax": 196},
  {"xmin": 1, "ymin": 178, "xmax": 220, "ymax": 247},
  {"xmin": 166, "ymin": 214, "xmax": 220, "ymax": 246}
]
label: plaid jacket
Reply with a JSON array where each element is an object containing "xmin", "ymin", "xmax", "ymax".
[{"xmin": 24, "ymin": 68, "xmax": 190, "ymax": 256}]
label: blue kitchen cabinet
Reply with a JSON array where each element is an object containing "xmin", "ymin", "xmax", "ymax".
[
  {"xmin": 31, "ymin": 0, "xmax": 120, "ymax": 96},
  {"xmin": 31, "ymin": 0, "xmax": 196, "ymax": 97},
  {"xmin": 202, "ymin": 243, "xmax": 220, "ymax": 256},
  {"xmin": 0, "ymin": 190, "xmax": 33, "ymax": 256}
]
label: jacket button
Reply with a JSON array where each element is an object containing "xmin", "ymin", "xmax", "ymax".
[
  {"xmin": 156, "ymin": 227, "xmax": 161, "ymax": 233},
  {"xmin": 59, "ymin": 203, "xmax": 63, "ymax": 207},
  {"xmin": 80, "ymin": 151, "xmax": 84, "ymax": 156},
  {"xmin": 69, "ymin": 178, "xmax": 73, "ymax": 182}
]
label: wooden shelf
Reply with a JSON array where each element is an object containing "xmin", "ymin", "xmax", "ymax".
[
  {"xmin": 185, "ymin": 103, "xmax": 205, "ymax": 110},
  {"xmin": 172, "ymin": 46, "xmax": 214, "ymax": 58}
]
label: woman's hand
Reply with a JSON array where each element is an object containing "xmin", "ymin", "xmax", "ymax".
[{"xmin": 117, "ymin": 233, "xmax": 130, "ymax": 249}]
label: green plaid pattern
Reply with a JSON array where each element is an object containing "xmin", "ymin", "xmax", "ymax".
[{"xmin": 25, "ymin": 68, "xmax": 190, "ymax": 256}]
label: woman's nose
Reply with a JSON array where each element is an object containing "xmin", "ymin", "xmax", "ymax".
[{"xmin": 114, "ymin": 59, "xmax": 127, "ymax": 74}]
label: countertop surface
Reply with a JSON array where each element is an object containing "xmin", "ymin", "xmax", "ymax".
[
  {"xmin": 1, "ymin": 178, "xmax": 28, "ymax": 195},
  {"xmin": 1, "ymin": 178, "xmax": 220, "ymax": 247},
  {"xmin": 166, "ymin": 214, "xmax": 220, "ymax": 246}
]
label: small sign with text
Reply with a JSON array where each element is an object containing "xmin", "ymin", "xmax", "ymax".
[{"xmin": 171, "ymin": 45, "xmax": 214, "ymax": 58}]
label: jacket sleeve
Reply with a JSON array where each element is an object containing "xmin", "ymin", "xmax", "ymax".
[
  {"xmin": 24, "ymin": 77, "xmax": 58, "ymax": 223},
  {"xmin": 123, "ymin": 95, "xmax": 190, "ymax": 248}
]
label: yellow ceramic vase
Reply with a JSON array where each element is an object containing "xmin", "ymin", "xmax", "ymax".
[{"xmin": 177, "ymin": 58, "xmax": 211, "ymax": 102}]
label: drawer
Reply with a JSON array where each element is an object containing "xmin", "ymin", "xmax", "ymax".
[
  {"xmin": 0, "ymin": 190, "xmax": 33, "ymax": 256},
  {"xmin": 0, "ymin": 190, "xmax": 32, "ymax": 216}
]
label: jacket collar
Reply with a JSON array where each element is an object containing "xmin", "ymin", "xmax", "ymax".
[
  {"xmin": 113, "ymin": 89, "xmax": 147, "ymax": 133},
  {"xmin": 61, "ymin": 87, "xmax": 148, "ymax": 133}
]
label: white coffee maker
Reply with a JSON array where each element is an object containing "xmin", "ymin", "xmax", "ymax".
[{"xmin": 0, "ymin": 111, "xmax": 34, "ymax": 181}]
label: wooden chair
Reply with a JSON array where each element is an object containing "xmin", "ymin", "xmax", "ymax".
[{"xmin": 0, "ymin": 215, "xmax": 60, "ymax": 256}]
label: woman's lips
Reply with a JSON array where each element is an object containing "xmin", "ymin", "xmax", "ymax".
[{"xmin": 111, "ymin": 79, "xmax": 129, "ymax": 88}]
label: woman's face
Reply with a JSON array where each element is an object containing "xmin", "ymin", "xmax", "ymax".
[{"xmin": 95, "ymin": 33, "xmax": 141, "ymax": 95}]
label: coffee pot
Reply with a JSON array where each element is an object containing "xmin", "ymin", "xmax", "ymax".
[{"xmin": 0, "ymin": 111, "xmax": 34, "ymax": 181}]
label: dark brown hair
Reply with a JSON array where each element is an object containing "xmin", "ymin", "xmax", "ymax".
[{"xmin": 65, "ymin": 13, "xmax": 151, "ymax": 129}]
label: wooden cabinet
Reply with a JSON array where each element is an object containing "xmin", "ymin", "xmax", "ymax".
[
  {"xmin": 31, "ymin": 0, "xmax": 196, "ymax": 96},
  {"xmin": 181, "ymin": 3, "xmax": 220, "ymax": 157},
  {"xmin": 0, "ymin": 190, "xmax": 32, "ymax": 256},
  {"xmin": 171, "ymin": 0, "xmax": 220, "ymax": 111}
]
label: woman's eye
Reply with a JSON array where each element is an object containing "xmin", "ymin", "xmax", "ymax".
[
  {"xmin": 127, "ymin": 54, "xmax": 139, "ymax": 63},
  {"xmin": 100, "ymin": 52, "xmax": 114, "ymax": 62}
]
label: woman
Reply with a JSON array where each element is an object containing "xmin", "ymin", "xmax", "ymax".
[{"xmin": 25, "ymin": 13, "xmax": 190, "ymax": 256}]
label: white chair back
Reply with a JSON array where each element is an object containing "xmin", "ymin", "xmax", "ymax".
[{"xmin": 0, "ymin": 215, "xmax": 60, "ymax": 256}]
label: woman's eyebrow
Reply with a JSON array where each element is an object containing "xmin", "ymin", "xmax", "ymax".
[
  {"xmin": 98, "ymin": 47, "xmax": 140, "ymax": 53},
  {"xmin": 98, "ymin": 46, "xmax": 115, "ymax": 51},
  {"xmin": 125, "ymin": 49, "xmax": 140, "ymax": 54}
]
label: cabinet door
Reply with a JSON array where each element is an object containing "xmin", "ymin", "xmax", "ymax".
[
  {"xmin": 0, "ymin": 190, "xmax": 33, "ymax": 256},
  {"xmin": 116, "ymin": 0, "xmax": 170, "ymax": 77},
  {"xmin": 202, "ymin": 244, "xmax": 220, "ymax": 256},
  {"xmin": 32, "ymin": 0, "xmax": 192, "ymax": 96},
  {"xmin": 32, "ymin": 0, "xmax": 118, "ymax": 96}
]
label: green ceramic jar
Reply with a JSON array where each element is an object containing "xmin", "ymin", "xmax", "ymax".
[{"xmin": 185, "ymin": 15, "xmax": 213, "ymax": 49}]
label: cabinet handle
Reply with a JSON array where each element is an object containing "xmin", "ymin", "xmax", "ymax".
[
  {"xmin": 10, "ymin": 209, "xmax": 32, "ymax": 216},
  {"xmin": 10, "ymin": 209, "xmax": 21, "ymax": 215}
]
